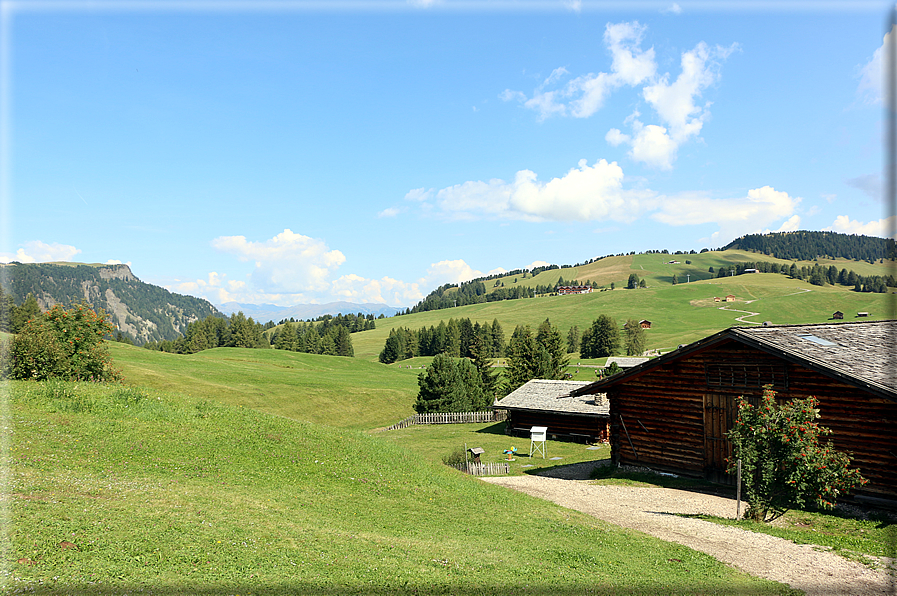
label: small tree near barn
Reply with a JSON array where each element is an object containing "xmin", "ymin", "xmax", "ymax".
[{"xmin": 726, "ymin": 386, "xmax": 865, "ymax": 521}]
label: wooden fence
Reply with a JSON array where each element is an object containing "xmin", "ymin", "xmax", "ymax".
[
  {"xmin": 384, "ymin": 410, "xmax": 507, "ymax": 431},
  {"xmin": 449, "ymin": 461, "xmax": 510, "ymax": 476}
]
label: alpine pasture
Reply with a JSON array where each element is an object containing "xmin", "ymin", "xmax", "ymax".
[{"xmin": 6, "ymin": 248, "xmax": 892, "ymax": 593}]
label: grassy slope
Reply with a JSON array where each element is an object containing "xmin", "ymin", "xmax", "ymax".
[
  {"xmin": 7, "ymin": 381, "xmax": 791, "ymax": 595},
  {"xmin": 351, "ymin": 268, "xmax": 895, "ymax": 360},
  {"xmin": 109, "ymin": 343, "xmax": 420, "ymax": 431}
]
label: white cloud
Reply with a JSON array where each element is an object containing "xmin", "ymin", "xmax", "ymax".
[
  {"xmin": 857, "ymin": 25, "xmax": 894, "ymax": 106},
  {"xmin": 826, "ymin": 215, "xmax": 897, "ymax": 238},
  {"xmin": 502, "ymin": 21, "xmax": 655, "ymax": 120},
  {"xmin": 822, "ymin": 193, "xmax": 837, "ymax": 204},
  {"xmin": 331, "ymin": 274, "xmax": 423, "ymax": 306},
  {"xmin": 661, "ymin": 3, "xmax": 682, "ymax": 14},
  {"xmin": 527, "ymin": 260, "xmax": 551, "ymax": 270},
  {"xmin": 105, "ymin": 259, "xmax": 133, "ymax": 266},
  {"xmin": 419, "ymin": 259, "xmax": 483, "ymax": 288},
  {"xmin": 430, "ymin": 158, "xmax": 655, "ymax": 222},
  {"xmin": 487, "ymin": 267, "xmax": 508, "ymax": 276},
  {"xmin": 404, "ymin": 187, "xmax": 434, "ymax": 202},
  {"xmin": 0, "ymin": 240, "xmax": 81, "ymax": 264},
  {"xmin": 614, "ymin": 41, "xmax": 737, "ymax": 169},
  {"xmin": 652, "ymin": 185, "xmax": 801, "ymax": 243},
  {"xmin": 378, "ymin": 207, "xmax": 401, "ymax": 218},
  {"xmin": 626, "ymin": 122, "xmax": 678, "ymax": 170},
  {"xmin": 211, "ymin": 229, "xmax": 346, "ymax": 293},
  {"xmin": 772, "ymin": 214, "xmax": 801, "ymax": 232}
]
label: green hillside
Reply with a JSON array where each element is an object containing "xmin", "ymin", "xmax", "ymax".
[
  {"xmin": 109, "ymin": 343, "xmax": 419, "ymax": 430},
  {"xmin": 351, "ymin": 250, "xmax": 895, "ymax": 361},
  {"xmin": 7, "ymin": 380, "xmax": 791, "ymax": 594}
]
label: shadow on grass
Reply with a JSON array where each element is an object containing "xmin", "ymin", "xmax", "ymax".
[
  {"xmin": 475, "ymin": 421, "xmax": 508, "ymax": 435},
  {"xmin": 522, "ymin": 458, "xmax": 612, "ymax": 480}
]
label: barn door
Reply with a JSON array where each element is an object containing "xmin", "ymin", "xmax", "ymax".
[{"xmin": 703, "ymin": 394, "xmax": 738, "ymax": 484}]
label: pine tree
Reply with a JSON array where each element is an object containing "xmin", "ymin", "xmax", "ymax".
[{"xmin": 623, "ymin": 319, "xmax": 646, "ymax": 356}]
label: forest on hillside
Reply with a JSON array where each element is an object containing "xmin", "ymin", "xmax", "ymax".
[
  {"xmin": 724, "ymin": 231, "xmax": 896, "ymax": 262},
  {"xmin": 0, "ymin": 262, "xmax": 221, "ymax": 344}
]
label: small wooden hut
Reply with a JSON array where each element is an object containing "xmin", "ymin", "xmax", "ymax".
[{"xmin": 495, "ymin": 380, "xmax": 609, "ymax": 443}]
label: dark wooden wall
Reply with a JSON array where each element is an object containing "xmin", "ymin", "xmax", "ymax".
[
  {"xmin": 604, "ymin": 338, "xmax": 897, "ymax": 502},
  {"xmin": 506, "ymin": 410, "xmax": 609, "ymax": 443}
]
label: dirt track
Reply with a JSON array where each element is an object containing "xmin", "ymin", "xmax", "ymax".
[{"xmin": 482, "ymin": 469, "xmax": 896, "ymax": 596}]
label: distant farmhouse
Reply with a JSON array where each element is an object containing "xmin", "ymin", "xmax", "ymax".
[
  {"xmin": 832, "ymin": 311, "xmax": 844, "ymax": 320},
  {"xmin": 557, "ymin": 285, "xmax": 593, "ymax": 295},
  {"xmin": 639, "ymin": 319, "xmax": 652, "ymax": 329},
  {"xmin": 571, "ymin": 320, "xmax": 897, "ymax": 505},
  {"xmin": 495, "ymin": 380, "xmax": 609, "ymax": 443}
]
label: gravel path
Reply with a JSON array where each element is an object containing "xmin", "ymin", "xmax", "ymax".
[{"xmin": 482, "ymin": 464, "xmax": 896, "ymax": 596}]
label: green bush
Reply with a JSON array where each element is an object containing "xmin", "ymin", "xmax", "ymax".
[
  {"xmin": 10, "ymin": 303, "xmax": 121, "ymax": 382},
  {"xmin": 727, "ymin": 386, "xmax": 866, "ymax": 521},
  {"xmin": 442, "ymin": 446, "xmax": 467, "ymax": 467}
]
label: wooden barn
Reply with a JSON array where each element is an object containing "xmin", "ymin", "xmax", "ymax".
[
  {"xmin": 495, "ymin": 380, "xmax": 609, "ymax": 443},
  {"xmin": 570, "ymin": 320, "xmax": 897, "ymax": 506},
  {"xmin": 639, "ymin": 319, "xmax": 652, "ymax": 329}
]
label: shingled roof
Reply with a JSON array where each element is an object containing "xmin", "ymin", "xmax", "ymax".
[
  {"xmin": 571, "ymin": 320, "xmax": 897, "ymax": 400},
  {"xmin": 495, "ymin": 380, "xmax": 608, "ymax": 417}
]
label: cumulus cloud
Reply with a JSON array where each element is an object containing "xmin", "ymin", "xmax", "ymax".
[
  {"xmin": 331, "ymin": 274, "xmax": 424, "ymax": 306},
  {"xmin": 0, "ymin": 240, "xmax": 81, "ymax": 264},
  {"xmin": 378, "ymin": 207, "xmax": 401, "ymax": 218},
  {"xmin": 652, "ymin": 185, "xmax": 801, "ymax": 243},
  {"xmin": 857, "ymin": 25, "xmax": 894, "ymax": 106},
  {"xmin": 614, "ymin": 41, "xmax": 737, "ymax": 169},
  {"xmin": 430, "ymin": 158, "xmax": 656, "ymax": 222},
  {"xmin": 211, "ymin": 229, "xmax": 346, "ymax": 293},
  {"xmin": 105, "ymin": 259, "xmax": 133, "ymax": 266},
  {"xmin": 826, "ymin": 215, "xmax": 897, "ymax": 238},
  {"xmin": 502, "ymin": 21, "xmax": 656, "ymax": 120}
]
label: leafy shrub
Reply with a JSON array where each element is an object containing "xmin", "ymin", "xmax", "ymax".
[
  {"xmin": 10, "ymin": 303, "xmax": 121, "ymax": 382},
  {"xmin": 727, "ymin": 386, "xmax": 866, "ymax": 521},
  {"xmin": 442, "ymin": 447, "xmax": 467, "ymax": 467}
]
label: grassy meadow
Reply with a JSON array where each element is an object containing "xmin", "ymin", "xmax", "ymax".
[
  {"xmin": 351, "ymin": 268, "xmax": 895, "ymax": 360},
  {"xmin": 107, "ymin": 343, "xmax": 420, "ymax": 431},
  {"xmin": 4, "ymin": 380, "xmax": 795, "ymax": 595}
]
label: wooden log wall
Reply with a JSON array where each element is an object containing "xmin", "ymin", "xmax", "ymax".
[
  {"xmin": 606, "ymin": 338, "xmax": 897, "ymax": 501},
  {"xmin": 506, "ymin": 410, "xmax": 609, "ymax": 442}
]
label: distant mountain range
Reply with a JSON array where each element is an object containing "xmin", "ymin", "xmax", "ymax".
[{"xmin": 216, "ymin": 301, "xmax": 402, "ymax": 323}]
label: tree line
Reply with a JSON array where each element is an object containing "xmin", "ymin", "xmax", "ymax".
[
  {"xmin": 724, "ymin": 230, "xmax": 896, "ymax": 263},
  {"xmin": 379, "ymin": 318, "xmax": 505, "ymax": 364},
  {"xmin": 142, "ymin": 311, "xmax": 363, "ymax": 357},
  {"xmin": 711, "ymin": 260, "xmax": 896, "ymax": 293}
]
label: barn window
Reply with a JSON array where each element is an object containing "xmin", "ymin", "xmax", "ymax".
[{"xmin": 704, "ymin": 363, "xmax": 788, "ymax": 389}]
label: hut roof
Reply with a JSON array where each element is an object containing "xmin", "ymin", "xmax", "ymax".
[
  {"xmin": 605, "ymin": 356, "xmax": 650, "ymax": 368},
  {"xmin": 571, "ymin": 320, "xmax": 897, "ymax": 401},
  {"xmin": 495, "ymin": 380, "xmax": 608, "ymax": 417}
]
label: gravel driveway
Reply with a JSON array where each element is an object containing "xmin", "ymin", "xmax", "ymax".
[{"xmin": 481, "ymin": 463, "xmax": 896, "ymax": 596}]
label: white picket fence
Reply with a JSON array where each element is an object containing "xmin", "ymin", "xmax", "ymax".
[
  {"xmin": 384, "ymin": 410, "xmax": 507, "ymax": 431},
  {"xmin": 449, "ymin": 461, "xmax": 510, "ymax": 476}
]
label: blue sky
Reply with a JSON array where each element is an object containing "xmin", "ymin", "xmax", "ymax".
[{"xmin": 1, "ymin": 1, "xmax": 892, "ymax": 308}]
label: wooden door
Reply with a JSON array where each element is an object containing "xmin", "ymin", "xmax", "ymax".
[{"xmin": 703, "ymin": 393, "xmax": 737, "ymax": 484}]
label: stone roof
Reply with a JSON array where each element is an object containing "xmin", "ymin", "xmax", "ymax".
[
  {"xmin": 605, "ymin": 356, "xmax": 650, "ymax": 368},
  {"xmin": 729, "ymin": 320, "xmax": 896, "ymax": 395},
  {"xmin": 572, "ymin": 320, "xmax": 897, "ymax": 400},
  {"xmin": 495, "ymin": 380, "xmax": 608, "ymax": 416}
]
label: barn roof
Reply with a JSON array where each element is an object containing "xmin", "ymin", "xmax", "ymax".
[
  {"xmin": 571, "ymin": 320, "xmax": 897, "ymax": 400},
  {"xmin": 495, "ymin": 380, "xmax": 608, "ymax": 417}
]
